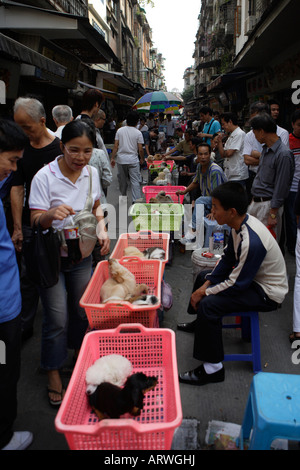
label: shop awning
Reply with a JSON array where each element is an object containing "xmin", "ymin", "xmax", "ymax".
[
  {"xmin": 78, "ymin": 80, "xmax": 135, "ymax": 105},
  {"xmin": 0, "ymin": 32, "xmax": 66, "ymax": 78},
  {"xmin": 0, "ymin": 0, "xmax": 121, "ymax": 66}
]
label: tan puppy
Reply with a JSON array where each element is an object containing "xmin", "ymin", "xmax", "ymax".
[
  {"xmin": 100, "ymin": 259, "xmax": 148, "ymax": 303},
  {"xmin": 123, "ymin": 246, "xmax": 145, "ymax": 258}
]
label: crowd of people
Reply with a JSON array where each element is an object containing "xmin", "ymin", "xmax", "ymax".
[{"xmin": 0, "ymin": 88, "xmax": 300, "ymax": 450}]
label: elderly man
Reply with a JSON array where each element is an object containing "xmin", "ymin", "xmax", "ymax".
[
  {"xmin": 52, "ymin": 104, "xmax": 73, "ymax": 139},
  {"xmin": 248, "ymin": 113, "xmax": 294, "ymax": 240},
  {"xmin": 11, "ymin": 97, "xmax": 61, "ymax": 341}
]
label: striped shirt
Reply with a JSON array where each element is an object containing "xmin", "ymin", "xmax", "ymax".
[
  {"xmin": 192, "ymin": 161, "xmax": 227, "ymax": 196},
  {"xmin": 205, "ymin": 214, "xmax": 288, "ymax": 304},
  {"xmin": 289, "ymin": 133, "xmax": 300, "ymax": 192}
]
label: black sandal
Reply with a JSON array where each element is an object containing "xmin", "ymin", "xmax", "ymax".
[
  {"xmin": 289, "ymin": 332, "xmax": 300, "ymax": 344},
  {"xmin": 47, "ymin": 386, "xmax": 65, "ymax": 407}
]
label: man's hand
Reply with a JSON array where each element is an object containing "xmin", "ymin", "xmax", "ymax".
[
  {"xmin": 11, "ymin": 227, "xmax": 23, "ymax": 252},
  {"xmin": 110, "ymin": 158, "xmax": 116, "ymax": 168},
  {"xmin": 190, "ymin": 281, "xmax": 211, "ymax": 309}
]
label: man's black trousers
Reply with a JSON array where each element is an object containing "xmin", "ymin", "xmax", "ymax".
[{"xmin": 188, "ymin": 271, "xmax": 279, "ymax": 364}]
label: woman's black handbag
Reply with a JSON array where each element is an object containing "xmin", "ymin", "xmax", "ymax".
[{"xmin": 24, "ymin": 222, "xmax": 61, "ymax": 289}]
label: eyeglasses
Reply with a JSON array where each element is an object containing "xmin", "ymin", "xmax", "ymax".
[{"xmin": 63, "ymin": 145, "xmax": 93, "ymax": 158}]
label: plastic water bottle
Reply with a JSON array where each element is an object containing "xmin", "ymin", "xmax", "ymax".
[{"xmin": 211, "ymin": 224, "xmax": 225, "ymax": 255}]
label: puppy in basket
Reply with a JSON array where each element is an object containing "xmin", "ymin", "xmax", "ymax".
[
  {"xmin": 100, "ymin": 259, "xmax": 158, "ymax": 305},
  {"xmin": 86, "ymin": 354, "xmax": 132, "ymax": 395},
  {"xmin": 123, "ymin": 246, "xmax": 165, "ymax": 260},
  {"xmin": 88, "ymin": 372, "xmax": 158, "ymax": 420}
]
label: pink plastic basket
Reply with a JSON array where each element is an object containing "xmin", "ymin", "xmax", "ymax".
[
  {"xmin": 80, "ymin": 258, "xmax": 163, "ymax": 329},
  {"xmin": 143, "ymin": 186, "xmax": 186, "ymax": 204},
  {"xmin": 55, "ymin": 324, "xmax": 182, "ymax": 450},
  {"xmin": 110, "ymin": 231, "xmax": 170, "ymax": 267}
]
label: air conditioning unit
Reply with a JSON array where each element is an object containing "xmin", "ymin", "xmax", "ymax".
[{"xmin": 244, "ymin": 15, "xmax": 256, "ymax": 35}]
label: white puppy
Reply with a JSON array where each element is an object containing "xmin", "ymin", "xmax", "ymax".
[{"xmin": 85, "ymin": 354, "xmax": 132, "ymax": 395}]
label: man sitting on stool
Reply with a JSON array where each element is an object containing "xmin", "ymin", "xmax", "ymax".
[{"xmin": 178, "ymin": 182, "xmax": 288, "ymax": 386}]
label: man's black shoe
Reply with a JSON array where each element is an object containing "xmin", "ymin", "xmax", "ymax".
[
  {"xmin": 177, "ymin": 320, "xmax": 196, "ymax": 333},
  {"xmin": 179, "ymin": 364, "xmax": 225, "ymax": 386}
]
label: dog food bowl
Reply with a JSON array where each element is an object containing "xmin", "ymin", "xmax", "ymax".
[
  {"xmin": 110, "ymin": 231, "xmax": 170, "ymax": 270},
  {"xmin": 129, "ymin": 203, "xmax": 184, "ymax": 232},
  {"xmin": 80, "ymin": 258, "xmax": 163, "ymax": 329},
  {"xmin": 55, "ymin": 324, "xmax": 182, "ymax": 450},
  {"xmin": 142, "ymin": 186, "xmax": 186, "ymax": 204}
]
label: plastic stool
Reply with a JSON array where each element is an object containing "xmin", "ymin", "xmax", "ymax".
[
  {"xmin": 222, "ymin": 311, "xmax": 261, "ymax": 373},
  {"xmin": 203, "ymin": 218, "xmax": 230, "ymax": 247},
  {"xmin": 238, "ymin": 372, "xmax": 300, "ymax": 450}
]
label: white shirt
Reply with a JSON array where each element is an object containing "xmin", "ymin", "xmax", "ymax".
[
  {"xmin": 53, "ymin": 125, "xmax": 65, "ymax": 139},
  {"xmin": 29, "ymin": 156, "xmax": 101, "ymax": 231},
  {"xmin": 223, "ymin": 126, "xmax": 248, "ymax": 181},
  {"xmin": 115, "ymin": 126, "xmax": 144, "ymax": 164}
]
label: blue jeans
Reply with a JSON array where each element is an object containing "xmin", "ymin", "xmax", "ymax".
[
  {"xmin": 38, "ymin": 256, "xmax": 91, "ymax": 370},
  {"xmin": 191, "ymin": 196, "xmax": 212, "ymax": 230}
]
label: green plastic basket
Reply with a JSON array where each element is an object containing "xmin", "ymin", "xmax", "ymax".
[
  {"xmin": 148, "ymin": 164, "xmax": 171, "ymax": 174},
  {"xmin": 129, "ymin": 203, "xmax": 184, "ymax": 231}
]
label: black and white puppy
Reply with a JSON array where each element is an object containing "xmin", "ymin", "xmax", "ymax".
[{"xmin": 143, "ymin": 247, "xmax": 165, "ymax": 260}]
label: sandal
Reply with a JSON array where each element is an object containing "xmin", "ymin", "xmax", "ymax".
[
  {"xmin": 289, "ymin": 332, "xmax": 300, "ymax": 344},
  {"xmin": 47, "ymin": 386, "xmax": 65, "ymax": 407}
]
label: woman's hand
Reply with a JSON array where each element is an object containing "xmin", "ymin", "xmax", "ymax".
[
  {"xmin": 98, "ymin": 229, "xmax": 110, "ymax": 256},
  {"xmin": 48, "ymin": 204, "xmax": 75, "ymax": 222}
]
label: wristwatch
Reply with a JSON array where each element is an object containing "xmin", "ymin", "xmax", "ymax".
[{"xmin": 269, "ymin": 213, "xmax": 277, "ymax": 219}]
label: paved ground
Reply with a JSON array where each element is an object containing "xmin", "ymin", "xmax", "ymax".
[{"xmin": 14, "ymin": 165, "xmax": 300, "ymax": 451}]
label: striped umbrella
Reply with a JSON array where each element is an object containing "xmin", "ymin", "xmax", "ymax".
[{"xmin": 133, "ymin": 91, "xmax": 183, "ymax": 113}]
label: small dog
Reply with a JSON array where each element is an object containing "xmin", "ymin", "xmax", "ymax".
[
  {"xmin": 153, "ymin": 168, "xmax": 171, "ymax": 185},
  {"xmin": 149, "ymin": 190, "xmax": 173, "ymax": 204},
  {"xmin": 123, "ymin": 246, "xmax": 145, "ymax": 258},
  {"xmin": 143, "ymin": 247, "xmax": 165, "ymax": 260},
  {"xmin": 100, "ymin": 259, "xmax": 149, "ymax": 303},
  {"xmin": 123, "ymin": 246, "xmax": 165, "ymax": 261},
  {"xmin": 88, "ymin": 372, "xmax": 158, "ymax": 420},
  {"xmin": 85, "ymin": 354, "xmax": 132, "ymax": 395}
]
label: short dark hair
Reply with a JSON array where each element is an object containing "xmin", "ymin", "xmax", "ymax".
[
  {"xmin": 81, "ymin": 89, "xmax": 103, "ymax": 111},
  {"xmin": 190, "ymin": 137, "xmax": 203, "ymax": 147},
  {"xmin": 0, "ymin": 119, "xmax": 28, "ymax": 152},
  {"xmin": 61, "ymin": 119, "xmax": 96, "ymax": 146},
  {"xmin": 220, "ymin": 112, "xmax": 238, "ymax": 125},
  {"xmin": 126, "ymin": 111, "xmax": 140, "ymax": 127},
  {"xmin": 250, "ymin": 113, "xmax": 277, "ymax": 133},
  {"xmin": 268, "ymin": 99, "xmax": 280, "ymax": 107},
  {"xmin": 211, "ymin": 182, "xmax": 248, "ymax": 215},
  {"xmin": 197, "ymin": 142, "xmax": 211, "ymax": 153},
  {"xmin": 199, "ymin": 106, "xmax": 213, "ymax": 116},
  {"xmin": 292, "ymin": 109, "xmax": 300, "ymax": 124}
]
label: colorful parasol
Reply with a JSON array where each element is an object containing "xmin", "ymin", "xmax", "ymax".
[{"xmin": 133, "ymin": 91, "xmax": 183, "ymax": 113}]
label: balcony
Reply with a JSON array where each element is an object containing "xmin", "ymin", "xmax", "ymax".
[{"xmin": 244, "ymin": 15, "xmax": 257, "ymax": 36}]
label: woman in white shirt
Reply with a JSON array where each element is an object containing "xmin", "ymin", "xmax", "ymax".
[{"xmin": 29, "ymin": 120, "xmax": 110, "ymax": 407}]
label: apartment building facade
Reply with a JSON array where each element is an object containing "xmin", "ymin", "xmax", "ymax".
[
  {"xmin": 192, "ymin": 0, "xmax": 299, "ymax": 128},
  {"xmin": 0, "ymin": 0, "xmax": 166, "ymax": 124}
]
